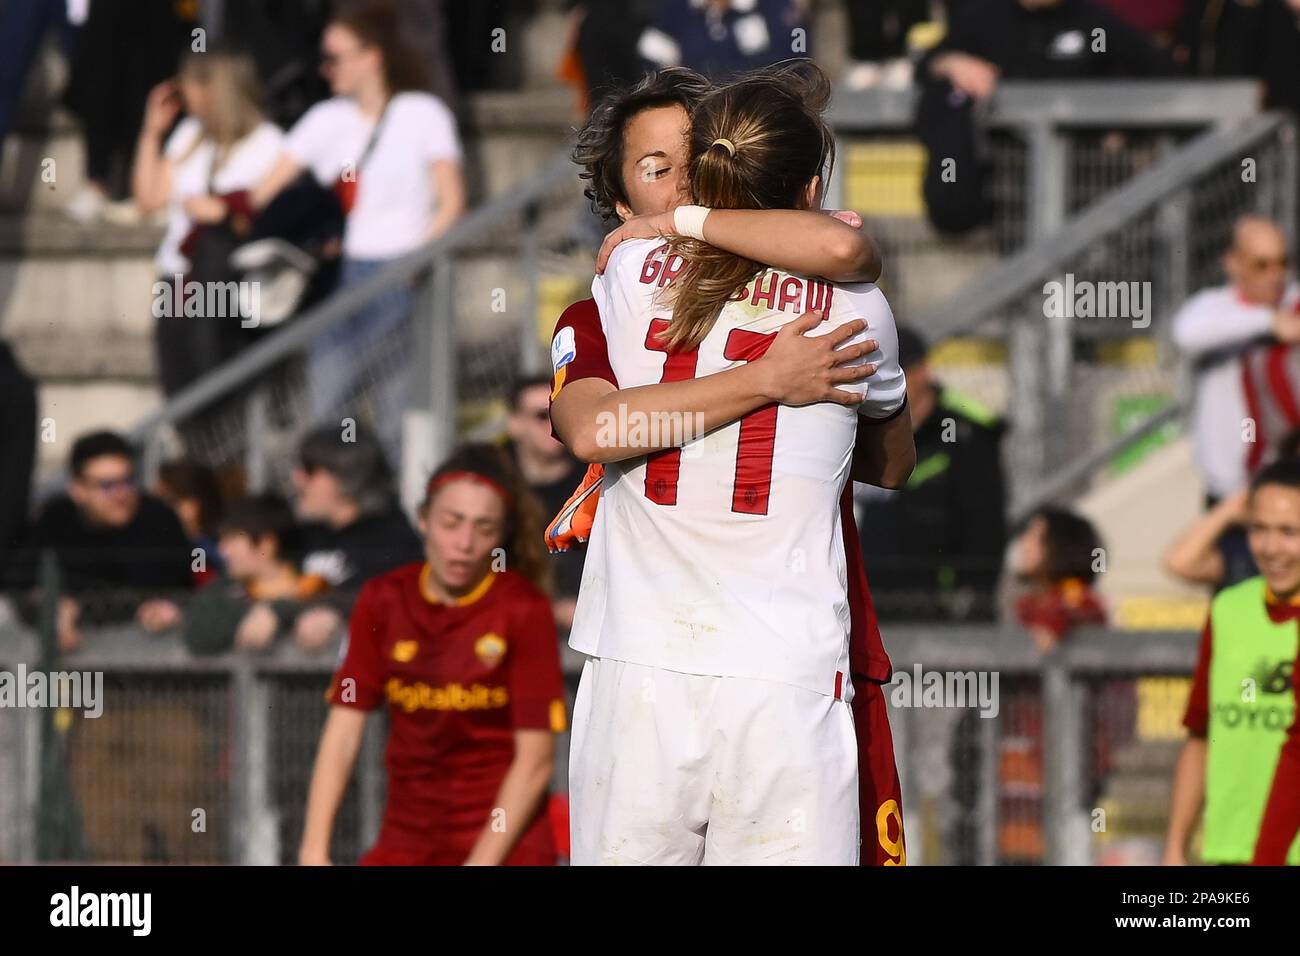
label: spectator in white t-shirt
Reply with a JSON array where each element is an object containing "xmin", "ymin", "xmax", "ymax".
[
  {"xmin": 252, "ymin": 0, "xmax": 467, "ymax": 463},
  {"xmin": 1172, "ymin": 215, "xmax": 1300, "ymax": 503},
  {"xmin": 132, "ymin": 49, "xmax": 284, "ymax": 408}
]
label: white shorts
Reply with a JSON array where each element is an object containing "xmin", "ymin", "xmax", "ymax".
[{"xmin": 568, "ymin": 657, "xmax": 859, "ymax": 865}]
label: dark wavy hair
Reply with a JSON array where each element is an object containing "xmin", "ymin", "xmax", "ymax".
[
  {"xmin": 220, "ymin": 493, "xmax": 300, "ymax": 562},
  {"xmin": 420, "ymin": 443, "xmax": 550, "ymax": 594},
  {"xmin": 156, "ymin": 460, "xmax": 226, "ymax": 538},
  {"xmin": 1021, "ymin": 506, "xmax": 1104, "ymax": 583},
  {"xmin": 572, "ymin": 66, "xmax": 712, "ymax": 223},
  {"xmin": 1251, "ymin": 456, "xmax": 1300, "ymax": 495}
]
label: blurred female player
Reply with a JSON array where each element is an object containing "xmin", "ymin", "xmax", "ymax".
[{"xmin": 300, "ymin": 444, "xmax": 567, "ymax": 865}]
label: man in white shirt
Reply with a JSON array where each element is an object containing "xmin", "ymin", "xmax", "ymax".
[{"xmin": 1172, "ymin": 215, "xmax": 1300, "ymax": 503}]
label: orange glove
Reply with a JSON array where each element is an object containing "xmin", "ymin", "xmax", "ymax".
[{"xmin": 546, "ymin": 463, "xmax": 604, "ymax": 552}]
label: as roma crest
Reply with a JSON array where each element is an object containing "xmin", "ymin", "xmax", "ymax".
[{"xmin": 474, "ymin": 633, "xmax": 507, "ymax": 668}]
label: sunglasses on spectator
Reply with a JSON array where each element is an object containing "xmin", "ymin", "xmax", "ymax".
[
  {"xmin": 85, "ymin": 475, "xmax": 136, "ymax": 493},
  {"xmin": 1248, "ymin": 255, "xmax": 1288, "ymax": 271}
]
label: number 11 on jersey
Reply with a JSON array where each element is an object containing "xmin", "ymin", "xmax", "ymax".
[{"xmin": 643, "ymin": 319, "xmax": 779, "ymax": 516}]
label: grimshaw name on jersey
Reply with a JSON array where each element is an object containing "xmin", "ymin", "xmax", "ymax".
[{"xmin": 567, "ymin": 238, "xmax": 906, "ymax": 698}]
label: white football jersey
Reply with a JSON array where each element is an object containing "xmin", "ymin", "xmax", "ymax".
[{"xmin": 566, "ymin": 238, "xmax": 906, "ymax": 697}]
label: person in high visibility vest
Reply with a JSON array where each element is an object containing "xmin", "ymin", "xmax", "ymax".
[{"xmin": 1164, "ymin": 457, "xmax": 1300, "ymax": 865}]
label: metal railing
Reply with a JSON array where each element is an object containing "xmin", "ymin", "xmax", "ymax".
[
  {"xmin": 884, "ymin": 625, "xmax": 1198, "ymax": 866},
  {"xmin": 127, "ymin": 147, "xmax": 588, "ymax": 513},
  {"xmin": 826, "ymin": 79, "xmax": 1265, "ymax": 280},
  {"xmin": 0, "ymin": 616, "xmax": 1198, "ymax": 865},
  {"xmin": 916, "ymin": 112, "xmax": 1294, "ymax": 518},
  {"xmin": 110, "ymin": 81, "xmax": 1291, "ymax": 521},
  {"xmin": 829, "ymin": 80, "xmax": 1294, "ymax": 515}
]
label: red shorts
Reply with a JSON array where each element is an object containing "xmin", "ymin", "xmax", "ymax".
[
  {"xmin": 360, "ymin": 806, "xmax": 557, "ymax": 866},
  {"xmin": 853, "ymin": 679, "xmax": 906, "ymax": 866}
]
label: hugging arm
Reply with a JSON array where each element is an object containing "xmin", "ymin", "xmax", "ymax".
[
  {"xmin": 551, "ymin": 310, "xmax": 877, "ymax": 464},
  {"xmin": 851, "ymin": 403, "xmax": 915, "ymax": 490},
  {"xmin": 598, "ymin": 208, "xmax": 882, "ymax": 283}
]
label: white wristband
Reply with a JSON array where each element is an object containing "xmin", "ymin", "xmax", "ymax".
[{"xmin": 673, "ymin": 204, "xmax": 711, "ymax": 241}]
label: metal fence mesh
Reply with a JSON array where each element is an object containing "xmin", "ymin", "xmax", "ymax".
[
  {"xmin": 0, "ymin": 622, "xmax": 1200, "ymax": 865},
  {"xmin": 12, "ymin": 661, "xmax": 383, "ymax": 865},
  {"xmin": 14, "ymin": 92, "xmax": 1285, "ymax": 866},
  {"xmin": 61, "ymin": 673, "xmax": 229, "ymax": 863},
  {"xmin": 1086, "ymin": 674, "xmax": 1190, "ymax": 865},
  {"xmin": 887, "ymin": 120, "xmax": 1294, "ymax": 506},
  {"xmin": 827, "ymin": 117, "xmax": 1297, "ymax": 548},
  {"xmin": 267, "ymin": 673, "xmax": 370, "ymax": 866},
  {"xmin": 892, "ymin": 671, "xmax": 1045, "ymax": 866}
]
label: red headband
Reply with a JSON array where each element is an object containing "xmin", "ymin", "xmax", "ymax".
[{"xmin": 425, "ymin": 470, "xmax": 514, "ymax": 506}]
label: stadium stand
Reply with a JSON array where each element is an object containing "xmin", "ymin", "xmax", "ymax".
[{"xmin": 1, "ymin": 0, "xmax": 1298, "ymax": 866}]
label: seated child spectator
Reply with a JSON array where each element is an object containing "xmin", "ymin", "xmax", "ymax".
[
  {"xmin": 1011, "ymin": 505, "xmax": 1107, "ymax": 651},
  {"xmin": 183, "ymin": 493, "xmax": 328, "ymax": 656}
]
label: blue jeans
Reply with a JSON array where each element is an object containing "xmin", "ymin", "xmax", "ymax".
[{"xmin": 307, "ymin": 257, "xmax": 413, "ymax": 466}]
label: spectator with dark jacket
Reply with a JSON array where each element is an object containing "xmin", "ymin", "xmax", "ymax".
[
  {"xmin": 0, "ymin": 0, "xmax": 69, "ymax": 149},
  {"xmin": 60, "ymin": 0, "xmax": 195, "ymax": 222},
  {"xmin": 503, "ymin": 375, "xmax": 586, "ymax": 631},
  {"xmin": 0, "ymin": 342, "xmax": 37, "ymax": 570},
  {"xmin": 291, "ymin": 424, "xmax": 423, "ymax": 651},
  {"xmin": 857, "ymin": 327, "xmax": 1007, "ymax": 621},
  {"xmin": 1187, "ymin": 0, "xmax": 1300, "ymax": 114},
  {"xmin": 916, "ymin": 0, "xmax": 1179, "ymax": 234},
  {"xmin": 843, "ymin": 0, "xmax": 934, "ymax": 91},
  {"xmin": 183, "ymin": 493, "xmax": 329, "ymax": 656},
  {"xmin": 566, "ymin": 1, "xmax": 652, "ymax": 108},
  {"xmin": 638, "ymin": 0, "xmax": 806, "ymax": 81},
  {"xmin": 926, "ymin": 0, "xmax": 1178, "ymax": 86},
  {"xmin": 27, "ymin": 431, "xmax": 194, "ymax": 650},
  {"xmin": 1091, "ymin": 0, "xmax": 1190, "ymax": 57}
]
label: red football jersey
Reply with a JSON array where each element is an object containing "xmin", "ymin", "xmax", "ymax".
[{"xmin": 328, "ymin": 563, "xmax": 567, "ymax": 863}]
